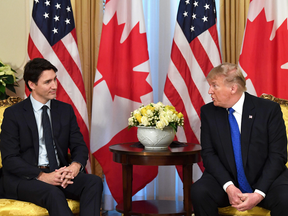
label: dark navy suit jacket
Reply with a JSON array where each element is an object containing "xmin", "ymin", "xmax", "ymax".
[
  {"xmin": 200, "ymin": 92, "xmax": 288, "ymax": 194},
  {"xmin": 0, "ymin": 96, "xmax": 88, "ymax": 199}
]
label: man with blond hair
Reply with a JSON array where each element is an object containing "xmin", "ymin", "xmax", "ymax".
[{"xmin": 191, "ymin": 63, "xmax": 288, "ymax": 215}]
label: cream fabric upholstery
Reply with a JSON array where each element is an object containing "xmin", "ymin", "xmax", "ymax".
[{"xmin": 218, "ymin": 94, "xmax": 288, "ymax": 216}]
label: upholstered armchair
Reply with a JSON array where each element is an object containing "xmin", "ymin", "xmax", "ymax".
[
  {"xmin": 0, "ymin": 97, "xmax": 80, "ymax": 216},
  {"xmin": 218, "ymin": 94, "xmax": 288, "ymax": 216}
]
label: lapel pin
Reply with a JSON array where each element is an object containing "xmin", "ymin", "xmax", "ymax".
[{"xmin": 249, "ymin": 115, "xmax": 253, "ymax": 119}]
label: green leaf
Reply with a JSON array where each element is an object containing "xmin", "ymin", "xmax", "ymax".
[
  {"xmin": 127, "ymin": 126, "xmax": 134, "ymax": 130},
  {"xmin": 6, "ymin": 84, "xmax": 16, "ymax": 93},
  {"xmin": 169, "ymin": 122, "xmax": 178, "ymax": 132},
  {"xmin": 4, "ymin": 75, "xmax": 15, "ymax": 84},
  {"xmin": 0, "ymin": 85, "xmax": 5, "ymax": 93},
  {"xmin": 11, "ymin": 68, "xmax": 17, "ymax": 73},
  {"xmin": 0, "ymin": 91, "xmax": 6, "ymax": 100}
]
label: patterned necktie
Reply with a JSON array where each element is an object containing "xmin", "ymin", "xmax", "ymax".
[
  {"xmin": 42, "ymin": 105, "xmax": 58, "ymax": 171},
  {"xmin": 228, "ymin": 108, "xmax": 252, "ymax": 193}
]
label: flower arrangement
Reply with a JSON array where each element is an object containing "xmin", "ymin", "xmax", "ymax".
[
  {"xmin": 0, "ymin": 60, "xmax": 18, "ymax": 100},
  {"xmin": 128, "ymin": 102, "xmax": 184, "ymax": 132}
]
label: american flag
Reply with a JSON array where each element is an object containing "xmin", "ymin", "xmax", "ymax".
[
  {"xmin": 27, "ymin": 0, "xmax": 91, "ymax": 172},
  {"xmin": 163, "ymin": 0, "xmax": 221, "ymax": 180}
]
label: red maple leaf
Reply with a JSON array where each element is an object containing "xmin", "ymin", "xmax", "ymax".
[
  {"xmin": 96, "ymin": 13, "xmax": 152, "ymax": 102},
  {"xmin": 239, "ymin": 9, "xmax": 288, "ymax": 99}
]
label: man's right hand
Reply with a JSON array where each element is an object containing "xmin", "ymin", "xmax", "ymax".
[
  {"xmin": 226, "ymin": 184, "xmax": 243, "ymax": 205},
  {"xmin": 37, "ymin": 167, "xmax": 74, "ymax": 188}
]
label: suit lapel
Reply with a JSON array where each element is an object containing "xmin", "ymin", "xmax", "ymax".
[
  {"xmin": 23, "ymin": 97, "xmax": 39, "ymax": 158},
  {"xmin": 50, "ymin": 100, "xmax": 67, "ymax": 165},
  {"xmin": 241, "ymin": 93, "xmax": 255, "ymax": 167},
  {"xmin": 215, "ymin": 107, "xmax": 237, "ymax": 177},
  {"xmin": 50, "ymin": 100, "xmax": 60, "ymax": 139}
]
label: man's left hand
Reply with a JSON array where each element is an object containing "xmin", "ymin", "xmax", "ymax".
[
  {"xmin": 66, "ymin": 162, "xmax": 81, "ymax": 177},
  {"xmin": 56, "ymin": 162, "xmax": 81, "ymax": 188},
  {"xmin": 232, "ymin": 192, "xmax": 264, "ymax": 211}
]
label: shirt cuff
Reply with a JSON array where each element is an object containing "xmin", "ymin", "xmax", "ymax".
[
  {"xmin": 223, "ymin": 181, "xmax": 234, "ymax": 192},
  {"xmin": 254, "ymin": 189, "xmax": 266, "ymax": 198}
]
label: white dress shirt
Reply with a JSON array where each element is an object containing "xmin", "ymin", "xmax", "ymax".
[
  {"xmin": 223, "ymin": 93, "xmax": 265, "ymax": 198},
  {"xmin": 30, "ymin": 95, "xmax": 59, "ymax": 167}
]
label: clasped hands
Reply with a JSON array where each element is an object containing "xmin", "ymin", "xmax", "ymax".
[
  {"xmin": 226, "ymin": 185, "xmax": 264, "ymax": 211},
  {"xmin": 37, "ymin": 162, "xmax": 81, "ymax": 188}
]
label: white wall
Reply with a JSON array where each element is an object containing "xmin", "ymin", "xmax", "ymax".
[{"xmin": 0, "ymin": 0, "xmax": 33, "ymax": 97}]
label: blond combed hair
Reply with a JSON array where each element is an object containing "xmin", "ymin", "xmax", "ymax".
[{"xmin": 207, "ymin": 63, "xmax": 247, "ymax": 92}]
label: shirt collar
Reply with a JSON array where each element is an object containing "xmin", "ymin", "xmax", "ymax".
[
  {"xmin": 30, "ymin": 95, "xmax": 51, "ymax": 112},
  {"xmin": 231, "ymin": 92, "xmax": 245, "ymax": 115}
]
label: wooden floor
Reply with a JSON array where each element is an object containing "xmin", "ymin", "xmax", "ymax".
[
  {"xmin": 102, "ymin": 210, "xmax": 195, "ymax": 216},
  {"xmin": 102, "ymin": 210, "xmax": 122, "ymax": 216}
]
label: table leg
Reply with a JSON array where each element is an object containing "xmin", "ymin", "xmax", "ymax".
[
  {"xmin": 183, "ymin": 164, "xmax": 192, "ymax": 216},
  {"xmin": 122, "ymin": 164, "xmax": 133, "ymax": 216}
]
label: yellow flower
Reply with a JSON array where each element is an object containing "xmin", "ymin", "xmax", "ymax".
[
  {"xmin": 140, "ymin": 107, "xmax": 147, "ymax": 116},
  {"xmin": 135, "ymin": 113, "xmax": 142, "ymax": 123},
  {"xmin": 165, "ymin": 105, "xmax": 175, "ymax": 111},
  {"xmin": 177, "ymin": 112, "xmax": 183, "ymax": 119},
  {"xmin": 146, "ymin": 105, "xmax": 155, "ymax": 111}
]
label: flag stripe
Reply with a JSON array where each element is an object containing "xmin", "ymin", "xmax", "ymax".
[
  {"xmin": 51, "ymin": 40, "xmax": 86, "ymax": 100},
  {"xmin": 173, "ymin": 23, "xmax": 211, "ymax": 104},
  {"xmin": 191, "ymin": 37, "xmax": 214, "ymax": 79},
  {"xmin": 28, "ymin": 36, "xmax": 44, "ymax": 60},
  {"xmin": 56, "ymin": 83, "xmax": 90, "ymax": 149},
  {"xmin": 171, "ymin": 41, "xmax": 204, "ymax": 120},
  {"xmin": 166, "ymin": 60, "xmax": 201, "ymax": 142},
  {"xmin": 198, "ymin": 26, "xmax": 221, "ymax": 70},
  {"xmin": 164, "ymin": 77, "xmax": 199, "ymax": 143}
]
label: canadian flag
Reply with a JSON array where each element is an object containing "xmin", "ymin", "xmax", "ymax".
[
  {"xmin": 239, "ymin": 0, "xmax": 288, "ymax": 99},
  {"xmin": 90, "ymin": 0, "xmax": 158, "ymax": 204}
]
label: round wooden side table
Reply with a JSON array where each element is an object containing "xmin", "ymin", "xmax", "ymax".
[{"xmin": 109, "ymin": 142, "xmax": 201, "ymax": 216}]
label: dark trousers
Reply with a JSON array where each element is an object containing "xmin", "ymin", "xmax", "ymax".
[
  {"xmin": 191, "ymin": 172, "xmax": 288, "ymax": 216},
  {"xmin": 17, "ymin": 172, "xmax": 103, "ymax": 216}
]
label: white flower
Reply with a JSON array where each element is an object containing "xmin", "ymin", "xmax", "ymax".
[
  {"xmin": 133, "ymin": 109, "xmax": 141, "ymax": 115},
  {"xmin": 159, "ymin": 114, "xmax": 169, "ymax": 126},
  {"xmin": 0, "ymin": 60, "xmax": 18, "ymax": 100},
  {"xmin": 156, "ymin": 121, "xmax": 165, "ymax": 130},
  {"xmin": 128, "ymin": 117, "xmax": 134, "ymax": 126},
  {"xmin": 146, "ymin": 109, "xmax": 153, "ymax": 117},
  {"xmin": 141, "ymin": 116, "xmax": 149, "ymax": 126}
]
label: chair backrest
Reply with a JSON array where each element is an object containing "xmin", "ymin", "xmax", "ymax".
[
  {"xmin": 0, "ymin": 97, "xmax": 23, "ymax": 169},
  {"xmin": 260, "ymin": 94, "xmax": 288, "ymax": 165},
  {"xmin": 260, "ymin": 94, "xmax": 288, "ymax": 134}
]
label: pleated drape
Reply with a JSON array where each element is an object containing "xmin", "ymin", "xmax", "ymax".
[
  {"xmin": 71, "ymin": 0, "xmax": 104, "ymax": 177},
  {"xmin": 219, "ymin": 0, "xmax": 250, "ymax": 64}
]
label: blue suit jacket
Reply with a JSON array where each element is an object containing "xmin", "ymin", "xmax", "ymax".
[
  {"xmin": 0, "ymin": 96, "xmax": 88, "ymax": 199},
  {"xmin": 200, "ymin": 92, "xmax": 288, "ymax": 194}
]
